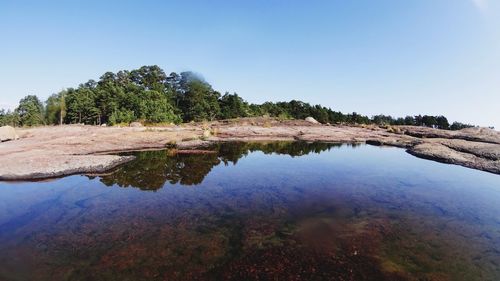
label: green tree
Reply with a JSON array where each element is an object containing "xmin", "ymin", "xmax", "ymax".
[
  {"xmin": 178, "ymin": 80, "xmax": 221, "ymax": 122},
  {"xmin": 422, "ymin": 115, "xmax": 437, "ymax": 128},
  {"xmin": 95, "ymin": 73, "xmax": 126, "ymax": 124},
  {"xmin": 0, "ymin": 110, "xmax": 20, "ymax": 127},
  {"xmin": 16, "ymin": 95, "xmax": 45, "ymax": 126},
  {"xmin": 393, "ymin": 117, "xmax": 405, "ymax": 125},
  {"xmin": 66, "ymin": 88, "xmax": 99, "ymax": 124},
  {"xmin": 130, "ymin": 65, "xmax": 167, "ymax": 92},
  {"xmin": 108, "ymin": 109, "xmax": 135, "ymax": 125},
  {"xmin": 347, "ymin": 112, "xmax": 369, "ymax": 124},
  {"xmin": 414, "ymin": 115, "xmax": 423, "ymax": 126},
  {"xmin": 138, "ymin": 90, "xmax": 181, "ymax": 123},
  {"xmin": 287, "ymin": 100, "xmax": 309, "ymax": 119},
  {"xmin": 0, "ymin": 109, "xmax": 5, "ymax": 126},
  {"xmin": 310, "ymin": 105, "xmax": 329, "ymax": 123},
  {"xmin": 45, "ymin": 91, "xmax": 67, "ymax": 125},
  {"xmin": 404, "ymin": 116, "xmax": 415, "ymax": 125},
  {"xmin": 372, "ymin": 114, "xmax": 394, "ymax": 125},
  {"xmin": 328, "ymin": 110, "xmax": 345, "ymax": 124},
  {"xmin": 219, "ymin": 92, "xmax": 249, "ymax": 119},
  {"xmin": 435, "ymin": 115, "xmax": 450, "ymax": 130},
  {"xmin": 450, "ymin": 122, "xmax": 474, "ymax": 130}
]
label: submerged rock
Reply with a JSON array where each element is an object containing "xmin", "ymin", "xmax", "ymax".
[{"xmin": 0, "ymin": 126, "xmax": 19, "ymax": 142}]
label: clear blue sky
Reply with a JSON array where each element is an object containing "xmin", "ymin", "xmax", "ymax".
[{"xmin": 1, "ymin": 0, "xmax": 499, "ymax": 128}]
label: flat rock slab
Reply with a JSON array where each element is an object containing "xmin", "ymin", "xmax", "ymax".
[
  {"xmin": 401, "ymin": 126, "xmax": 500, "ymax": 144},
  {"xmin": 0, "ymin": 120, "xmax": 499, "ymax": 180},
  {"xmin": 438, "ymin": 139, "xmax": 500, "ymax": 161},
  {"xmin": 0, "ymin": 155, "xmax": 135, "ymax": 180},
  {"xmin": 408, "ymin": 143, "xmax": 500, "ymax": 174}
]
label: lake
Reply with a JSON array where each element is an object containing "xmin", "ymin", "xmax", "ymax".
[{"xmin": 0, "ymin": 142, "xmax": 499, "ymax": 281}]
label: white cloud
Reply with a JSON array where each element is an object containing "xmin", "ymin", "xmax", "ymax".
[{"xmin": 472, "ymin": 0, "xmax": 488, "ymax": 12}]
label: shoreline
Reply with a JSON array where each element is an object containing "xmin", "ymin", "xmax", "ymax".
[{"xmin": 1, "ymin": 118, "xmax": 499, "ymax": 181}]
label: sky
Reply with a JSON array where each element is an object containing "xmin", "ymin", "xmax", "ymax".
[{"xmin": 0, "ymin": 0, "xmax": 499, "ymax": 128}]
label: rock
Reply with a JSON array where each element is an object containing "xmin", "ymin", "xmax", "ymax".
[
  {"xmin": 130, "ymin": 122, "xmax": 143, "ymax": 127},
  {"xmin": 177, "ymin": 139, "xmax": 212, "ymax": 149},
  {"xmin": 203, "ymin": 130, "xmax": 211, "ymax": 138},
  {"xmin": 1, "ymin": 119, "xmax": 499, "ymax": 180},
  {"xmin": 0, "ymin": 126, "xmax": 19, "ymax": 142},
  {"xmin": 407, "ymin": 142, "xmax": 500, "ymax": 174},
  {"xmin": 401, "ymin": 125, "xmax": 500, "ymax": 144},
  {"xmin": 386, "ymin": 126, "xmax": 402, "ymax": 134},
  {"xmin": 305, "ymin": 117, "xmax": 320, "ymax": 124}
]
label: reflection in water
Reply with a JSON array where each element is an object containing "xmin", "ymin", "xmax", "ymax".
[
  {"xmin": 0, "ymin": 142, "xmax": 499, "ymax": 281},
  {"xmin": 98, "ymin": 142, "xmax": 347, "ymax": 190}
]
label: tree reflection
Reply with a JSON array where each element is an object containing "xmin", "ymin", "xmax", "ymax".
[{"xmin": 98, "ymin": 142, "xmax": 353, "ymax": 191}]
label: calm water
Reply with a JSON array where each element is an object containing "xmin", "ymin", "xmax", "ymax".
[{"xmin": 0, "ymin": 142, "xmax": 499, "ymax": 281}]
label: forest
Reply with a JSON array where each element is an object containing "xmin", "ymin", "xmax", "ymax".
[{"xmin": 0, "ymin": 65, "xmax": 476, "ymax": 130}]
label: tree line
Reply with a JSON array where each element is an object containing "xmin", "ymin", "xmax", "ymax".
[{"xmin": 0, "ymin": 65, "xmax": 478, "ymax": 130}]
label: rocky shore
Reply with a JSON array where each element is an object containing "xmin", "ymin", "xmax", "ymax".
[{"xmin": 0, "ymin": 118, "xmax": 499, "ymax": 180}]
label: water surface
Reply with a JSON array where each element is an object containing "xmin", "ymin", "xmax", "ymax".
[{"xmin": 0, "ymin": 142, "xmax": 499, "ymax": 280}]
